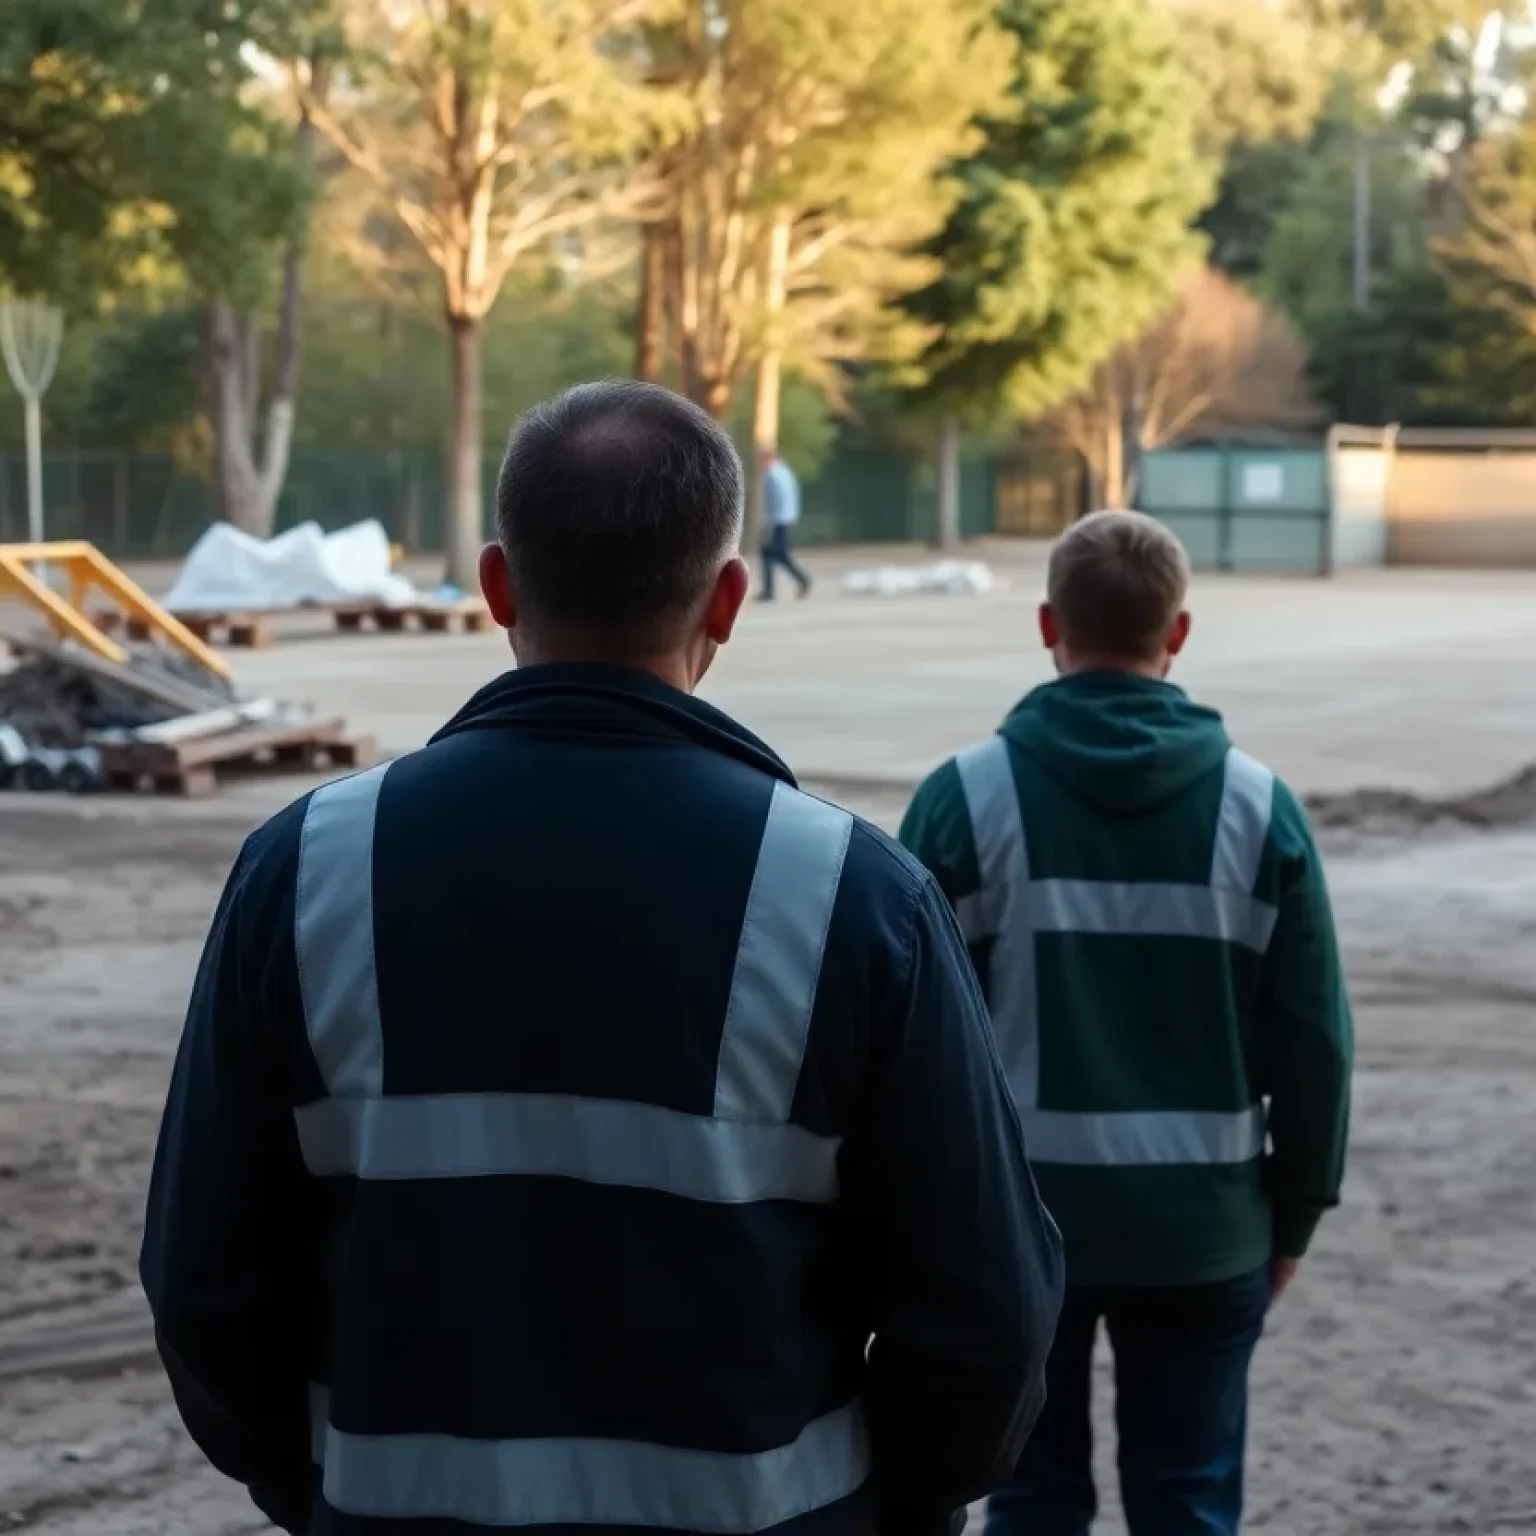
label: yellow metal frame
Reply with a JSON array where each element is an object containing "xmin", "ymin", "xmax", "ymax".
[{"xmin": 0, "ymin": 541, "xmax": 233, "ymax": 683}]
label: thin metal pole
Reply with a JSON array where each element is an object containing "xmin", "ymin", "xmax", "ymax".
[
  {"xmin": 1352, "ymin": 132, "xmax": 1371, "ymax": 312},
  {"xmin": 24, "ymin": 396, "xmax": 43, "ymax": 542},
  {"xmin": 937, "ymin": 417, "xmax": 962, "ymax": 548}
]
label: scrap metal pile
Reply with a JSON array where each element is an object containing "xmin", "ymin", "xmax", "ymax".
[
  {"xmin": 0, "ymin": 634, "xmax": 370, "ymax": 795},
  {"xmin": 0, "ymin": 540, "xmax": 373, "ymax": 796}
]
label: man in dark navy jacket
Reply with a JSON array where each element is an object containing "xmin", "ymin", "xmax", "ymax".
[{"xmin": 141, "ymin": 380, "xmax": 1063, "ymax": 1536}]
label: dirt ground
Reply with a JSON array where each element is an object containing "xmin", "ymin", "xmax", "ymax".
[
  {"xmin": 3, "ymin": 554, "xmax": 1536, "ymax": 1534},
  {"xmin": 2, "ymin": 789, "xmax": 1535, "ymax": 1534}
]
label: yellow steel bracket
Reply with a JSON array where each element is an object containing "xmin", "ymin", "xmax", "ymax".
[{"xmin": 0, "ymin": 541, "xmax": 233, "ymax": 683}]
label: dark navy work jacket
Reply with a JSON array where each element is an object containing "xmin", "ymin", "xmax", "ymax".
[{"xmin": 141, "ymin": 665, "xmax": 1062, "ymax": 1536}]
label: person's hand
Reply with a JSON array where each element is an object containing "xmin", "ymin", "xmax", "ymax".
[{"xmin": 1271, "ymin": 1257, "xmax": 1301, "ymax": 1302}]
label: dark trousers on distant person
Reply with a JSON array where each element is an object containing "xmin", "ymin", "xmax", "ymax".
[
  {"xmin": 985, "ymin": 1266, "xmax": 1271, "ymax": 1536},
  {"xmin": 760, "ymin": 522, "xmax": 810, "ymax": 600}
]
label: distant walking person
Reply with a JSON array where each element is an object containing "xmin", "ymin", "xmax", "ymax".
[
  {"xmin": 901, "ymin": 510, "xmax": 1353, "ymax": 1536},
  {"xmin": 760, "ymin": 449, "xmax": 812, "ymax": 599},
  {"xmin": 141, "ymin": 381, "xmax": 1063, "ymax": 1536}
]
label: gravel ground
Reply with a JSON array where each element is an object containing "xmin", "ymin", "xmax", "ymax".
[{"xmin": 2, "ymin": 783, "xmax": 1534, "ymax": 1535}]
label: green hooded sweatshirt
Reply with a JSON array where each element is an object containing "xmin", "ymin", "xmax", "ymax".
[{"xmin": 899, "ymin": 672, "xmax": 1353, "ymax": 1289}]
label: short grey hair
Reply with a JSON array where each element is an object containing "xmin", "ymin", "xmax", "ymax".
[
  {"xmin": 1046, "ymin": 510, "xmax": 1190, "ymax": 661},
  {"xmin": 494, "ymin": 380, "xmax": 744, "ymax": 641}
]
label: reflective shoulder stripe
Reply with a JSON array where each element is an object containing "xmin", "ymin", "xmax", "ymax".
[
  {"xmin": 954, "ymin": 734, "xmax": 1028, "ymax": 932},
  {"xmin": 714, "ymin": 783, "xmax": 853, "ymax": 1123},
  {"xmin": 296, "ymin": 763, "xmax": 391, "ymax": 1097},
  {"xmin": 1022, "ymin": 1105, "xmax": 1266, "ymax": 1167},
  {"xmin": 1210, "ymin": 748, "xmax": 1274, "ymax": 894},
  {"xmin": 954, "ymin": 734, "xmax": 1039, "ymax": 1108},
  {"xmin": 309, "ymin": 1385, "xmax": 870, "ymax": 1531}
]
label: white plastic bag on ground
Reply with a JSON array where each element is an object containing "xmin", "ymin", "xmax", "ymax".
[
  {"xmin": 163, "ymin": 520, "xmax": 418, "ymax": 613},
  {"xmin": 840, "ymin": 560, "xmax": 999, "ymax": 597}
]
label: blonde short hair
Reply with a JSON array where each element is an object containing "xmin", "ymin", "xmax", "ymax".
[{"xmin": 1046, "ymin": 511, "xmax": 1190, "ymax": 661}]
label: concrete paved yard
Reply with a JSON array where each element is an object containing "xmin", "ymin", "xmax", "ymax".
[{"xmin": 222, "ymin": 543, "xmax": 1536, "ymax": 798}]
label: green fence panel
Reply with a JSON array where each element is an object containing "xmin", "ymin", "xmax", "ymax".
[
  {"xmin": 0, "ymin": 439, "xmax": 1001, "ymax": 560},
  {"xmin": 801, "ymin": 446, "xmax": 920, "ymax": 546}
]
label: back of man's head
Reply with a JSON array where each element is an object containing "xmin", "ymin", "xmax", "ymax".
[
  {"xmin": 492, "ymin": 381, "xmax": 744, "ymax": 650},
  {"xmin": 1043, "ymin": 510, "xmax": 1191, "ymax": 670}
]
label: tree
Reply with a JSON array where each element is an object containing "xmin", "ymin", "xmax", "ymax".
[
  {"xmin": 0, "ymin": 0, "xmax": 179, "ymax": 305},
  {"xmin": 634, "ymin": 0, "xmax": 1005, "ymax": 545},
  {"xmin": 304, "ymin": 0, "xmax": 670, "ymax": 587},
  {"xmin": 903, "ymin": 0, "xmax": 1214, "ymax": 423},
  {"xmin": 1, "ymin": 0, "xmax": 321, "ymax": 535},
  {"xmin": 1051, "ymin": 267, "xmax": 1314, "ymax": 506},
  {"xmin": 1432, "ymin": 115, "xmax": 1536, "ymax": 421},
  {"xmin": 1173, "ymin": 0, "xmax": 1339, "ymax": 281},
  {"xmin": 899, "ymin": 0, "xmax": 1211, "ymax": 543},
  {"xmin": 1170, "ymin": 0, "xmax": 1334, "ymax": 154}
]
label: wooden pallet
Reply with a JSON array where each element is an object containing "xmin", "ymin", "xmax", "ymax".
[
  {"xmin": 332, "ymin": 598, "xmax": 492, "ymax": 636},
  {"xmin": 98, "ymin": 718, "xmax": 377, "ymax": 797},
  {"xmin": 98, "ymin": 598, "xmax": 491, "ymax": 647},
  {"xmin": 97, "ymin": 608, "xmax": 274, "ymax": 649}
]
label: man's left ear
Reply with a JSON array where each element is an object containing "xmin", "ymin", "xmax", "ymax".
[
  {"xmin": 1038, "ymin": 602, "xmax": 1062, "ymax": 650},
  {"xmin": 704, "ymin": 556, "xmax": 751, "ymax": 645},
  {"xmin": 1166, "ymin": 610, "xmax": 1192, "ymax": 657},
  {"xmin": 479, "ymin": 543, "xmax": 516, "ymax": 629}
]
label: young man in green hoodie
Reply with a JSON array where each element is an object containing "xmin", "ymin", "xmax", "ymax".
[{"xmin": 899, "ymin": 510, "xmax": 1353, "ymax": 1536}]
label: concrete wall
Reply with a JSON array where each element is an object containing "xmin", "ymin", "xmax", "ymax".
[
  {"xmin": 1389, "ymin": 452, "xmax": 1536, "ymax": 566},
  {"xmin": 1330, "ymin": 445, "xmax": 1391, "ymax": 569}
]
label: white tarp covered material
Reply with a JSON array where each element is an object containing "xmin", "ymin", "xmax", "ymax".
[
  {"xmin": 163, "ymin": 520, "xmax": 418, "ymax": 614},
  {"xmin": 840, "ymin": 560, "xmax": 1000, "ymax": 598}
]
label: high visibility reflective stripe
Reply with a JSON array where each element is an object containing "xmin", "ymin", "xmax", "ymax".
[
  {"xmin": 294, "ymin": 1091, "xmax": 840, "ymax": 1204},
  {"xmin": 714, "ymin": 785, "xmax": 852, "ymax": 1122},
  {"xmin": 294, "ymin": 771, "xmax": 851, "ymax": 1201},
  {"xmin": 296, "ymin": 764, "xmax": 391, "ymax": 1097},
  {"xmin": 1211, "ymin": 749, "xmax": 1274, "ymax": 894},
  {"xmin": 308, "ymin": 1386, "xmax": 870, "ymax": 1532},
  {"xmin": 1026, "ymin": 879, "xmax": 1277, "ymax": 953},
  {"xmin": 959, "ymin": 879, "xmax": 1275, "ymax": 954},
  {"xmin": 1022, "ymin": 1105, "xmax": 1267, "ymax": 1167},
  {"xmin": 956, "ymin": 736, "xmax": 1038, "ymax": 1107},
  {"xmin": 954, "ymin": 747, "xmax": 1278, "ymax": 956}
]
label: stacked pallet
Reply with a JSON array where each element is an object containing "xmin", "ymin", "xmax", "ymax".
[
  {"xmin": 98, "ymin": 596, "xmax": 491, "ymax": 649},
  {"xmin": 98, "ymin": 710, "xmax": 375, "ymax": 796}
]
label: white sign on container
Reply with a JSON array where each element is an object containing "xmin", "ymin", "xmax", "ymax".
[{"xmin": 1242, "ymin": 462, "xmax": 1284, "ymax": 503}]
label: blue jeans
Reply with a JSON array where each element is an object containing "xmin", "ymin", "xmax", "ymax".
[
  {"xmin": 985, "ymin": 1266, "xmax": 1272, "ymax": 1536},
  {"xmin": 760, "ymin": 522, "xmax": 810, "ymax": 599}
]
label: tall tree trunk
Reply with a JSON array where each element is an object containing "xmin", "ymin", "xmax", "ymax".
[
  {"xmin": 747, "ymin": 349, "xmax": 781, "ymax": 556},
  {"xmin": 635, "ymin": 223, "xmax": 666, "ymax": 382},
  {"xmin": 936, "ymin": 417, "xmax": 962, "ymax": 549},
  {"xmin": 1102, "ymin": 416, "xmax": 1126, "ymax": 509},
  {"xmin": 253, "ymin": 236, "xmax": 303, "ymax": 523},
  {"xmin": 203, "ymin": 300, "xmax": 265, "ymax": 535},
  {"xmin": 745, "ymin": 212, "xmax": 792, "ymax": 553},
  {"xmin": 201, "ymin": 105, "xmax": 313, "ymax": 540},
  {"xmin": 668, "ymin": 219, "xmax": 704, "ymax": 405},
  {"xmin": 445, "ymin": 313, "xmax": 484, "ymax": 591}
]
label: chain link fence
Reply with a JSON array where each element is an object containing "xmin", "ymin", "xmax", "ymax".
[{"xmin": 0, "ymin": 442, "xmax": 1084, "ymax": 560}]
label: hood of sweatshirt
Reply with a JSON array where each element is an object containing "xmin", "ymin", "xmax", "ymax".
[{"xmin": 999, "ymin": 671, "xmax": 1230, "ymax": 815}]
